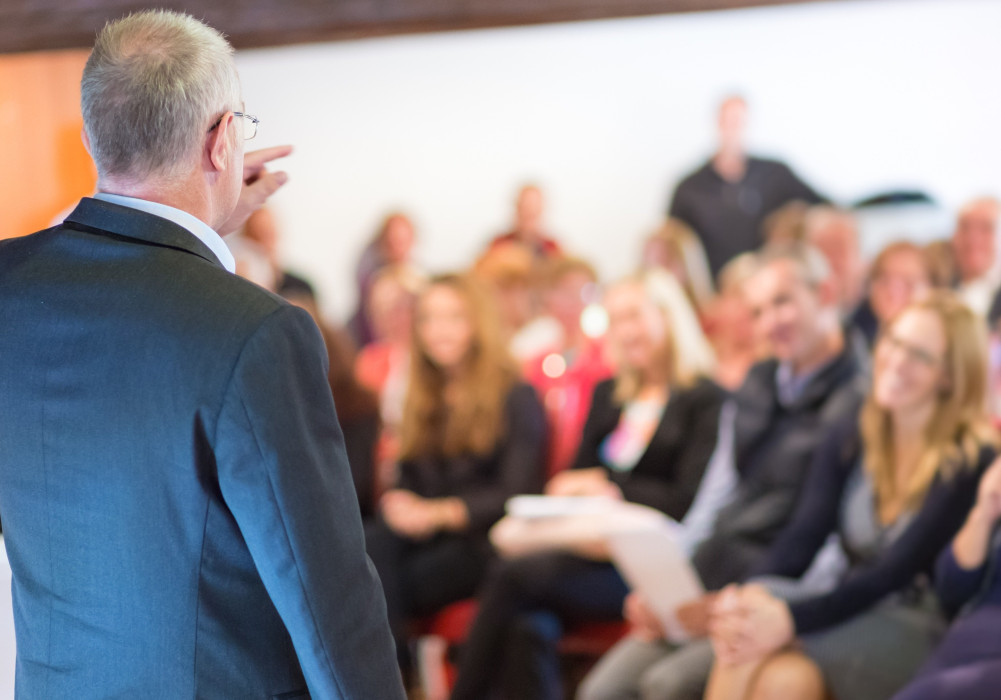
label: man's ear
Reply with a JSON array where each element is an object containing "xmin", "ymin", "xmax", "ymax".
[{"xmin": 206, "ymin": 113, "xmax": 234, "ymax": 172}]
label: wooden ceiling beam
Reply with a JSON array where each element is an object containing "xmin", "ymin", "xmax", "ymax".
[{"xmin": 1, "ymin": 0, "xmax": 827, "ymax": 54}]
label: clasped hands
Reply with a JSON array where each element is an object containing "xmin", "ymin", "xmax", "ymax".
[
  {"xmin": 380, "ymin": 489, "xmax": 468, "ymax": 540},
  {"xmin": 624, "ymin": 584, "xmax": 794, "ymax": 666}
]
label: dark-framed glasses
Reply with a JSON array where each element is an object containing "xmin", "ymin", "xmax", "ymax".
[{"xmin": 207, "ymin": 111, "xmax": 259, "ymax": 140}]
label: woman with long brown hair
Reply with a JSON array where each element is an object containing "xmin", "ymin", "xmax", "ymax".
[
  {"xmin": 704, "ymin": 291, "xmax": 997, "ymax": 700},
  {"xmin": 450, "ymin": 270, "xmax": 724, "ymax": 700},
  {"xmin": 365, "ymin": 273, "xmax": 546, "ymax": 670}
]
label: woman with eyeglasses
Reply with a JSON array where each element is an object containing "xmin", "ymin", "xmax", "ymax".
[{"xmin": 704, "ymin": 292, "xmax": 998, "ymax": 700}]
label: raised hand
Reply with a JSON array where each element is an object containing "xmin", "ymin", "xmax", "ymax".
[{"xmin": 217, "ymin": 145, "xmax": 293, "ymax": 236}]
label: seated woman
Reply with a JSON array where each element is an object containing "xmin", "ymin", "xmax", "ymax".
[
  {"xmin": 704, "ymin": 291, "xmax": 998, "ymax": 700},
  {"xmin": 364, "ymin": 273, "xmax": 547, "ymax": 669},
  {"xmin": 854, "ymin": 240, "xmax": 936, "ymax": 347},
  {"xmin": 891, "ymin": 457, "xmax": 1001, "ymax": 700},
  {"xmin": 450, "ymin": 270, "xmax": 723, "ymax": 700}
]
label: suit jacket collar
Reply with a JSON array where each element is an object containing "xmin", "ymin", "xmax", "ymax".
[{"xmin": 63, "ymin": 197, "xmax": 225, "ymax": 270}]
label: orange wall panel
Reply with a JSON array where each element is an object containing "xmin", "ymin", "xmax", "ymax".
[{"xmin": 0, "ymin": 50, "xmax": 96, "ymax": 240}]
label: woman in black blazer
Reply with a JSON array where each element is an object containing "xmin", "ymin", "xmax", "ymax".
[
  {"xmin": 364, "ymin": 274, "xmax": 547, "ymax": 673},
  {"xmin": 451, "ymin": 270, "xmax": 724, "ymax": 700}
]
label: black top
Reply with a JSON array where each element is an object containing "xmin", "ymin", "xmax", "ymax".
[
  {"xmin": 692, "ymin": 346, "xmax": 866, "ymax": 590},
  {"xmin": 570, "ymin": 377, "xmax": 724, "ymax": 521},
  {"xmin": 752, "ymin": 417, "xmax": 994, "ymax": 635},
  {"xmin": 396, "ymin": 382, "xmax": 547, "ymax": 532},
  {"xmin": 935, "ymin": 523, "xmax": 1001, "ymax": 617},
  {"xmin": 668, "ymin": 156, "xmax": 825, "ymax": 278}
]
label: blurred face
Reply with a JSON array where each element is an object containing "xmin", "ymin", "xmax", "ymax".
[
  {"xmin": 872, "ymin": 308, "xmax": 948, "ymax": 415},
  {"xmin": 745, "ymin": 260, "xmax": 826, "ymax": 365},
  {"xmin": 713, "ymin": 284, "xmax": 756, "ymax": 348},
  {"xmin": 515, "ymin": 187, "xmax": 544, "ymax": 231},
  {"xmin": 953, "ymin": 202, "xmax": 998, "ymax": 281},
  {"xmin": 544, "ymin": 270, "xmax": 594, "ymax": 334},
  {"xmin": 717, "ymin": 98, "xmax": 748, "ymax": 154},
  {"xmin": 604, "ymin": 282, "xmax": 667, "ymax": 373},
  {"xmin": 869, "ymin": 249, "xmax": 931, "ymax": 325},
  {"xmin": 382, "ymin": 216, "xmax": 414, "ymax": 264},
  {"xmin": 243, "ymin": 208, "xmax": 279, "ymax": 257},
  {"xmin": 416, "ymin": 284, "xmax": 475, "ymax": 371},
  {"xmin": 809, "ymin": 217, "xmax": 861, "ymax": 305},
  {"xmin": 641, "ymin": 238, "xmax": 686, "ymax": 282},
  {"xmin": 368, "ymin": 278, "xmax": 413, "ymax": 345}
]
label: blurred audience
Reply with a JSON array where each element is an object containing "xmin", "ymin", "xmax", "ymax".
[
  {"xmin": 364, "ymin": 274, "xmax": 546, "ymax": 674},
  {"xmin": 487, "ymin": 183, "xmax": 562, "ymax": 261},
  {"xmin": 226, "ymin": 230, "xmax": 277, "ymax": 292},
  {"xmin": 703, "ymin": 253, "xmax": 762, "ymax": 391},
  {"xmin": 349, "ymin": 212, "xmax": 424, "ymax": 346},
  {"xmin": 578, "ymin": 242, "xmax": 864, "ymax": 700},
  {"xmin": 805, "ymin": 206, "xmax": 865, "ymax": 317},
  {"xmin": 450, "ymin": 269, "xmax": 722, "ymax": 700},
  {"xmin": 705, "ymin": 292, "xmax": 997, "ymax": 700},
  {"xmin": 523, "ymin": 257, "xmax": 613, "ymax": 475},
  {"xmin": 668, "ymin": 95, "xmax": 825, "ymax": 278},
  {"xmin": 242, "ymin": 207, "xmax": 316, "ymax": 300},
  {"xmin": 474, "ymin": 241, "xmax": 561, "ymax": 361},
  {"xmin": 858, "ymin": 240, "xmax": 936, "ymax": 346},
  {"xmin": 640, "ymin": 218, "xmax": 716, "ymax": 316},
  {"xmin": 924, "ymin": 238, "xmax": 958, "ymax": 289},
  {"xmin": 952, "ymin": 197, "xmax": 1001, "ymax": 317},
  {"xmin": 893, "ymin": 454, "xmax": 1001, "ymax": 700},
  {"xmin": 762, "ymin": 200, "xmax": 810, "ymax": 246},
  {"xmin": 355, "ymin": 266, "xmax": 423, "ymax": 493}
]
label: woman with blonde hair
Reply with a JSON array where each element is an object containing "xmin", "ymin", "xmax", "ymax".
[
  {"xmin": 451, "ymin": 269, "xmax": 724, "ymax": 700},
  {"xmin": 364, "ymin": 273, "xmax": 546, "ymax": 672},
  {"xmin": 705, "ymin": 291, "xmax": 997, "ymax": 700}
]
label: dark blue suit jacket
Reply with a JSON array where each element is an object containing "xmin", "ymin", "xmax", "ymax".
[{"xmin": 0, "ymin": 198, "xmax": 404, "ymax": 699}]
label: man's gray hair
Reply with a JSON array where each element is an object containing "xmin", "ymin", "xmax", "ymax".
[
  {"xmin": 81, "ymin": 10, "xmax": 241, "ymax": 182},
  {"xmin": 752, "ymin": 240, "xmax": 832, "ymax": 289}
]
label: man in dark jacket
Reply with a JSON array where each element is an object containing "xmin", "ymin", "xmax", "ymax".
[{"xmin": 0, "ymin": 10, "xmax": 403, "ymax": 699}]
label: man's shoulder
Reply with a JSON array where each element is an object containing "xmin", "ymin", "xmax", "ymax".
[{"xmin": 673, "ymin": 160, "xmax": 716, "ymax": 190}]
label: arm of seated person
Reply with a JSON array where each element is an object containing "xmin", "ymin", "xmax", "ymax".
[
  {"xmin": 545, "ymin": 467, "xmax": 623, "ymax": 499},
  {"xmin": 381, "ymin": 490, "xmax": 468, "ymax": 539}
]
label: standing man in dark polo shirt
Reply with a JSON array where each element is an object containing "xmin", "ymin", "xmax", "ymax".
[{"xmin": 668, "ymin": 95, "xmax": 825, "ymax": 279}]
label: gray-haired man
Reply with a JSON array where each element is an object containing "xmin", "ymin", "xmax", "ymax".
[{"xmin": 0, "ymin": 10, "xmax": 404, "ymax": 699}]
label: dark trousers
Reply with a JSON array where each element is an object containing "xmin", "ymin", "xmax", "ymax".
[
  {"xmin": 450, "ymin": 551, "xmax": 630, "ymax": 700},
  {"xmin": 364, "ymin": 519, "xmax": 491, "ymax": 653}
]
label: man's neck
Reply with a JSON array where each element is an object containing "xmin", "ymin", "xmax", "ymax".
[
  {"xmin": 789, "ymin": 326, "xmax": 844, "ymax": 379},
  {"xmin": 98, "ymin": 174, "xmax": 217, "ymax": 230},
  {"xmin": 712, "ymin": 149, "xmax": 747, "ymax": 183}
]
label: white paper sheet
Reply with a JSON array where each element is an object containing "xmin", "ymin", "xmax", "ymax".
[{"xmin": 608, "ymin": 521, "xmax": 705, "ymax": 643}]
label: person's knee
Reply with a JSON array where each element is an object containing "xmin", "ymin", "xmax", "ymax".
[
  {"xmin": 638, "ymin": 665, "xmax": 699, "ymax": 700},
  {"xmin": 748, "ymin": 653, "xmax": 826, "ymax": 700},
  {"xmin": 576, "ymin": 672, "xmax": 622, "ymax": 700}
]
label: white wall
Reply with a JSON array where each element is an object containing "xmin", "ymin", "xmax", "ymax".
[{"xmin": 234, "ymin": 0, "xmax": 1001, "ymax": 320}]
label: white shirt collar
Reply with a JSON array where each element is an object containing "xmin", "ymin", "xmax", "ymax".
[{"xmin": 93, "ymin": 192, "xmax": 236, "ymax": 273}]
